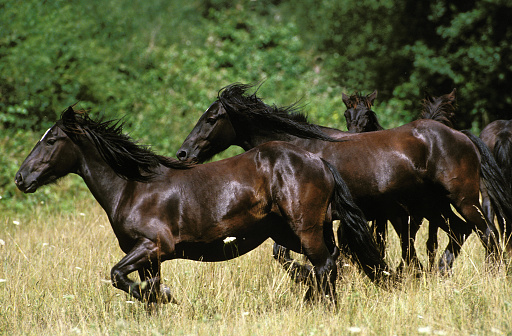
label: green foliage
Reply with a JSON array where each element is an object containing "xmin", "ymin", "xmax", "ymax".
[
  {"xmin": 2, "ymin": 0, "xmax": 511, "ymax": 213},
  {"xmin": 398, "ymin": 0, "xmax": 512, "ymax": 129}
]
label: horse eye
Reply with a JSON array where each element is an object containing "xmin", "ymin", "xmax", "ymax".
[
  {"xmin": 45, "ymin": 139, "xmax": 56, "ymax": 146},
  {"xmin": 206, "ymin": 117, "xmax": 216, "ymax": 124}
]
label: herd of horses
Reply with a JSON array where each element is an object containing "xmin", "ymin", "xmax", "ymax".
[{"xmin": 14, "ymin": 83, "xmax": 512, "ymax": 306}]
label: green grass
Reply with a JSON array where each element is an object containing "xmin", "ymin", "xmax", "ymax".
[{"xmin": 1, "ymin": 199, "xmax": 512, "ymax": 335}]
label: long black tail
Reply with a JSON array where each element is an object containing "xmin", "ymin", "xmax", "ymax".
[
  {"xmin": 462, "ymin": 130, "xmax": 512, "ymax": 241},
  {"xmin": 494, "ymin": 131, "xmax": 512, "ymax": 194},
  {"xmin": 323, "ymin": 159, "xmax": 394, "ymax": 284}
]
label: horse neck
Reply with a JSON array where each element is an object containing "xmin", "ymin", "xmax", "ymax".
[{"xmin": 75, "ymin": 144, "xmax": 129, "ymax": 215}]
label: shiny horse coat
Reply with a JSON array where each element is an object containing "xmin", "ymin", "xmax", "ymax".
[
  {"xmin": 177, "ymin": 83, "xmax": 511, "ymax": 273},
  {"xmin": 15, "ymin": 106, "xmax": 390, "ymax": 304}
]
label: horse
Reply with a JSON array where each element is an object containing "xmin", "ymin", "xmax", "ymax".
[
  {"xmin": 420, "ymin": 89, "xmax": 457, "ymax": 128},
  {"xmin": 342, "ymin": 89, "xmax": 457, "ymax": 133},
  {"xmin": 480, "ymin": 119, "xmax": 512, "ymax": 252},
  {"xmin": 14, "ymin": 106, "xmax": 392, "ymax": 305},
  {"xmin": 341, "ymin": 89, "xmax": 459, "ymax": 269},
  {"xmin": 342, "ymin": 90, "xmax": 383, "ymax": 133},
  {"xmin": 177, "ymin": 83, "xmax": 511, "ymax": 274}
]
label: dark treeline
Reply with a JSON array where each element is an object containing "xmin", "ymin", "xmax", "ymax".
[
  {"xmin": 1, "ymin": 0, "xmax": 511, "ymax": 213},
  {"xmin": 1, "ymin": 0, "xmax": 511, "ymax": 160},
  {"xmin": 2, "ymin": 0, "xmax": 511, "ymax": 135}
]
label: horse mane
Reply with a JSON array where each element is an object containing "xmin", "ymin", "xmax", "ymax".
[
  {"xmin": 217, "ymin": 83, "xmax": 337, "ymax": 141},
  {"xmin": 56, "ymin": 106, "xmax": 193, "ymax": 182},
  {"xmin": 420, "ymin": 93, "xmax": 457, "ymax": 128}
]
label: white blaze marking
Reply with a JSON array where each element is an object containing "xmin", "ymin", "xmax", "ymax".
[{"xmin": 39, "ymin": 128, "xmax": 51, "ymax": 142}]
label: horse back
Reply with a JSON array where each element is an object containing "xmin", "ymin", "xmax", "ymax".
[
  {"xmin": 311, "ymin": 119, "xmax": 479, "ymax": 200},
  {"xmin": 134, "ymin": 142, "xmax": 333, "ymax": 250},
  {"xmin": 480, "ymin": 119, "xmax": 512, "ymax": 152}
]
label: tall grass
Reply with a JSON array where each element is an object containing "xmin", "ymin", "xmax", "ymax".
[{"xmin": 1, "ymin": 199, "xmax": 512, "ymax": 335}]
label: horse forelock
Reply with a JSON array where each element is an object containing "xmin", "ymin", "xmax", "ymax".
[{"xmin": 346, "ymin": 92, "xmax": 374, "ymax": 110}]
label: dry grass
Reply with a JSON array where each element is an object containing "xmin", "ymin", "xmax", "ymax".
[{"xmin": 2, "ymin": 199, "xmax": 512, "ymax": 335}]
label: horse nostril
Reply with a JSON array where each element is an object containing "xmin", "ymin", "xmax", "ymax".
[
  {"xmin": 15, "ymin": 172, "xmax": 23, "ymax": 185},
  {"xmin": 176, "ymin": 150, "xmax": 187, "ymax": 160}
]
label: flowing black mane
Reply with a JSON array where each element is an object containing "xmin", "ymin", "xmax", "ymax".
[
  {"xmin": 420, "ymin": 93, "xmax": 457, "ymax": 128},
  {"xmin": 56, "ymin": 106, "xmax": 192, "ymax": 182},
  {"xmin": 217, "ymin": 83, "xmax": 337, "ymax": 141}
]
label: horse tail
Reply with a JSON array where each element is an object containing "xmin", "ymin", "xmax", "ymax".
[
  {"xmin": 494, "ymin": 131, "xmax": 512, "ymax": 192},
  {"xmin": 323, "ymin": 159, "xmax": 394, "ymax": 284},
  {"xmin": 462, "ymin": 130, "xmax": 512, "ymax": 240}
]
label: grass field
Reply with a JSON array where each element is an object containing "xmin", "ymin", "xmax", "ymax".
[{"xmin": 2, "ymin": 197, "xmax": 512, "ymax": 335}]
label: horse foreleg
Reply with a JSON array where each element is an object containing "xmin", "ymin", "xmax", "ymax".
[
  {"xmin": 426, "ymin": 221, "xmax": 439, "ymax": 272},
  {"xmin": 111, "ymin": 238, "xmax": 175, "ymax": 303},
  {"xmin": 390, "ymin": 215, "xmax": 423, "ymax": 273},
  {"xmin": 374, "ymin": 218, "xmax": 387, "ymax": 257},
  {"xmin": 138, "ymin": 265, "xmax": 178, "ymax": 304}
]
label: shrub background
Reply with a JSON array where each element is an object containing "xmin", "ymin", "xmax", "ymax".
[{"xmin": 1, "ymin": 0, "xmax": 511, "ymax": 217}]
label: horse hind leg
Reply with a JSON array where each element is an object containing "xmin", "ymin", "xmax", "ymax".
[
  {"xmin": 272, "ymin": 243, "xmax": 313, "ymax": 284},
  {"xmin": 439, "ymin": 201, "xmax": 501, "ymax": 274},
  {"xmin": 273, "ymin": 219, "xmax": 338, "ymax": 286}
]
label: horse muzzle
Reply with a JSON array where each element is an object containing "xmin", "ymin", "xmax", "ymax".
[{"xmin": 14, "ymin": 171, "xmax": 38, "ymax": 193}]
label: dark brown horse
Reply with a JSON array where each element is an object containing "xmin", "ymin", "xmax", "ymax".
[
  {"xmin": 14, "ymin": 106, "xmax": 391, "ymax": 304},
  {"xmin": 480, "ymin": 119, "xmax": 512, "ymax": 252},
  {"xmin": 177, "ymin": 83, "xmax": 510, "ymax": 273},
  {"xmin": 341, "ymin": 89, "xmax": 459, "ymax": 269}
]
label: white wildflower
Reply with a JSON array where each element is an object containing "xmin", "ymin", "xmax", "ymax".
[
  {"xmin": 347, "ymin": 326, "xmax": 362, "ymax": 333},
  {"xmin": 223, "ymin": 236, "xmax": 236, "ymax": 244},
  {"xmin": 418, "ymin": 326, "xmax": 432, "ymax": 334}
]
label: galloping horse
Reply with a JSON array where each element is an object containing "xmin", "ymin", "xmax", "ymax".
[
  {"xmin": 15, "ymin": 106, "xmax": 391, "ymax": 304},
  {"xmin": 341, "ymin": 89, "xmax": 459, "ymax": 269},
  {"xmin": 177, "ymin": 83, "xmax": 510, "ymax": 273},
  {"xmin": 480, "ymin": 119, "xmax": 512, "ymax": 251}
]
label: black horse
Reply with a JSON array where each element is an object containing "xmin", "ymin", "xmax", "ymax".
[
  {"xmin": 341, "ymin": 89, "xmax": 459, "ymax": 269},
  {"xmin": 14, "ymin": 106, "xmax": 392, "ymax": 304},
  {"xmin": 177, "ymin": 83, "xmax": 511, "ymax": 274},
  {"xmin": 342, "ymin": 90, "xmax": 383, "ymax": 133},
  {"xmin": 480, "ymin": 119, "xmax": 512, "ymax": 253}
]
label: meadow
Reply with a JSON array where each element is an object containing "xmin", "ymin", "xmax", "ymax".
[{"xmin": 2, "ymin": 184, "xmax": 512, "ymax": 336}]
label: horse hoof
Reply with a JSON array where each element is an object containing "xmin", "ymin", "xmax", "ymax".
[{"xmin": 160, "ymin": 284, "xmax": 178, "ymax": 304}]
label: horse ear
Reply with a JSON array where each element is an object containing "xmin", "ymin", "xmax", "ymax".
[
  {"xmin": 447, "ymin": 88, "xmax": 457, "ymax": 102},
  {"xmin": 60, "ymin": 105, "xmax": 78, "ymax": 125},
  {"xmin": 342, "ymin": 93, "xmax": 350, "ymax": 108},
  {"xmin": 367, "ymin": 90, "xmax": 378, "ymax": 106},
  {"xmin": 62, "ymin": 105, "xmax": 75, "ymax": 118}
]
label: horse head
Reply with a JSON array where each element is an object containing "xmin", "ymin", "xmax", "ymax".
[
  {"xmin": 176, "ymin": 100, "xmax": 237, "ymax": 163},
  {"xmin": 15, "ymin": 107, "xmax": 80, "ymax": 193},
  {"xmin": 342, "ymin": 90, "xmax": 381, "ymax": 133}
]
